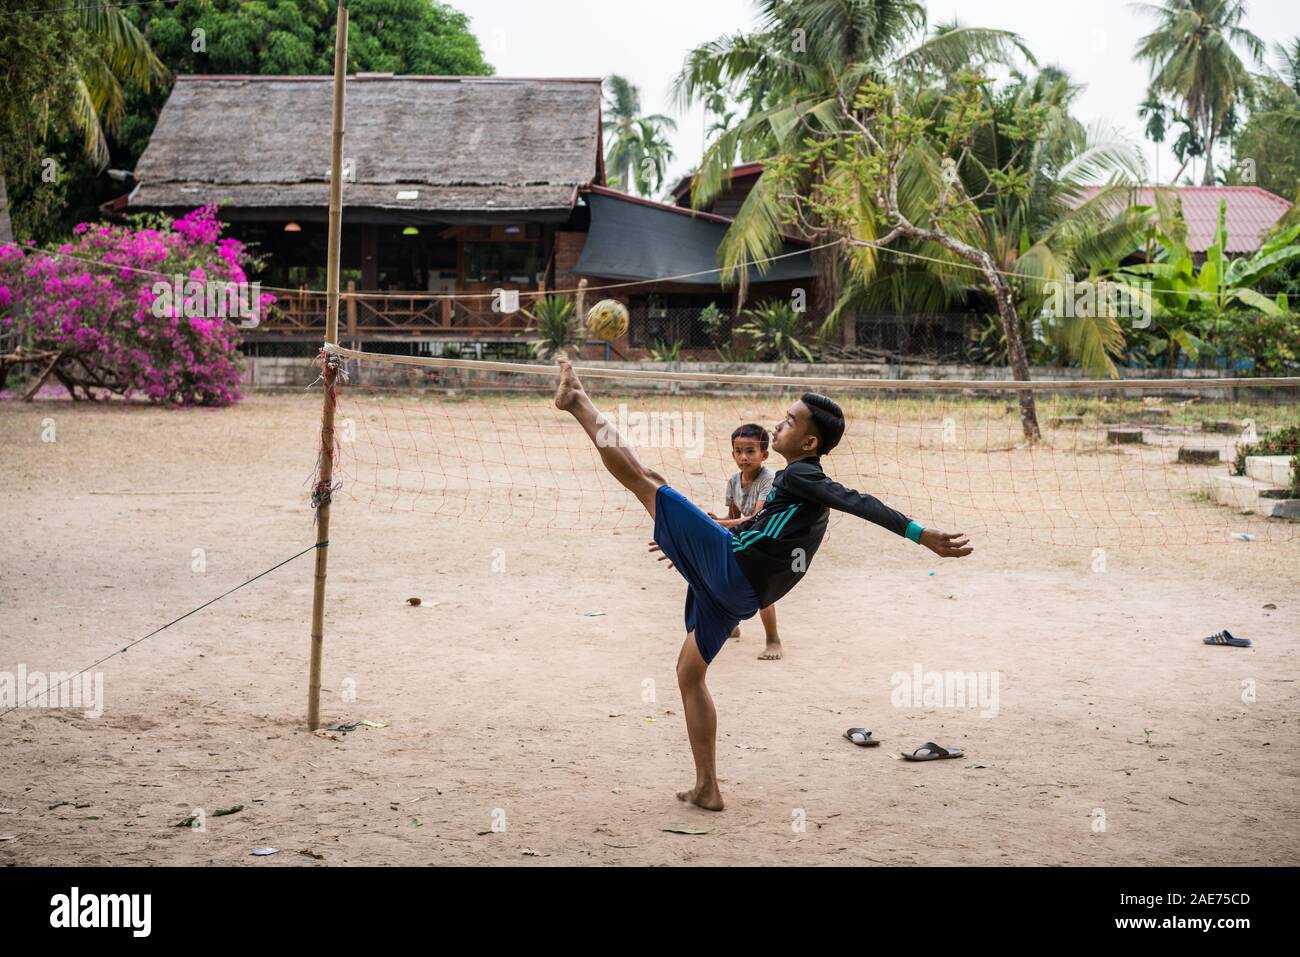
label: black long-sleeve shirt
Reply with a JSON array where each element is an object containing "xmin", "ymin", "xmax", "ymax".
[{"xmin": 729, "ymin": 456, "xmax": 916, "ymax": 607}]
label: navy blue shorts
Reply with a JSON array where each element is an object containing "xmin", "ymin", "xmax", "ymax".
[{"xmin": 653, "ymin": 485, "xmax": 761, "ymax": 664}]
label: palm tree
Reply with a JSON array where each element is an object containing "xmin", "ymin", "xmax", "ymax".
[
  {"xmin": 1276, "ymin": 37, "xmax": 1300, "ymax": 96},
  {"xmin": 672, "ymin": 1, "xmax": 1032, "ymax": 342},
  {"xmin": 0, "ymin": 2, "xmax": 166, "ymax": 244},
  {"xmin": 602, "ymin": 75, "xmax": 678, "ymax": 197},
  {"xmin": 1137, "ymin": 93, "xmax": 1168, "ymax": 183},
  {"xmin": 1132, "ymin": 0, "xmax": 1264, "ymax": 185},
  {"xmin": 984, "ymin": 71, "xmax": 1149, "ymax": 377},
  {"xmin": 835, "ymin": 66, "xmax": 1151, "ymax": 377}
]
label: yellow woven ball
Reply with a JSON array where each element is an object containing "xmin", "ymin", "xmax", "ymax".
[{"xmin": 585, "ymin": 299, "xmax": 629, "ymax": 341}]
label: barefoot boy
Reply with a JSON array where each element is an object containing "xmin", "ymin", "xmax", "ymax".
[
  {"xmin": 553, "ymin": 357, "xmax": 972, "ymax": 811},
  {"xmin": 710, "ymin": 424, "xmax": 784, "ymax": 660}
]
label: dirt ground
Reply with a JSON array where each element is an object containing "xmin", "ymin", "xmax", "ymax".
[{"xmin": 1, "ymin": 385, "xmax": 1297, "ymax": 866}]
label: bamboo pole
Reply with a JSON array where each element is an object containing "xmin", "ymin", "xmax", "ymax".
[{"xmin": 308, "ymin": 1, "xmax": 348, "ymax": 732}]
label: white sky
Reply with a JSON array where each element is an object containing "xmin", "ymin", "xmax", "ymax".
[{"xmin": 458, "ymin": 0, "xmax": 1298, "ymax": 195}]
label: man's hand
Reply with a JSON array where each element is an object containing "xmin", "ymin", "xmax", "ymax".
[
  {"xmin": 648, "ymin": 541, "xmax": 675, "ymax": 569},
  {"xmin": 919, "ymin": 529, "xmax": 972, "ymax": 558}
]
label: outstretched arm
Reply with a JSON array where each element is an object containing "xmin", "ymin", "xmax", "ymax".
[
  {"xmin": 782, "ymin": 462, "xmax": 972, "ymax": 557},
  {"xmin": 780, "ymin": 462, "xmax": 911, "ymax": 535}
]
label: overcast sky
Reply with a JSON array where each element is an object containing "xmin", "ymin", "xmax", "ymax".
[{"xmin": 456, "ymin": 0, "xmax": 1297, "ymax": 195}]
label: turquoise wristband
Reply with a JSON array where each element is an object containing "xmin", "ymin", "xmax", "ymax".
[{"xmin": 905, "ymin": 520, "xmax": 924, "ymax": 543}]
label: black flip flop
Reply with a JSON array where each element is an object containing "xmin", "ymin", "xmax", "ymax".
[
  {"xmin": 1203, "ymin": 630, "xmax": 1251, "ymax": 648},
  {"xmin": 902, "ymin": 741, "xmax": 964, "ymax": 761},
  {"xmin": 844, "ymin": 728, "xmax": 880, "ymax": 747}
]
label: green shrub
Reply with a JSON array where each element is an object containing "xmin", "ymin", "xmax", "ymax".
[
  {"xmin": 523, "ymin": 295, "xmax": 578, "ymax": 358},
  {"xmin": 697, "ymin": 302, "xmax": 730, "ymax": 349},
  {"xmin": 736, "ymin": 300, "xmax": 813, "ymax": 363}
]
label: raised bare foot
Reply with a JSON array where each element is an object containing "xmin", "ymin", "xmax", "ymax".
[
  {"xmin": 758, "ymin": 638, "xmax": 783, "ymax": 660},
  {"xmin": 676, "ymin": 783, "xmax": 725, "ymax": 811},
  {"xmin": 553, "ymin": 354, "xmax": 585, "ymax": 411}
]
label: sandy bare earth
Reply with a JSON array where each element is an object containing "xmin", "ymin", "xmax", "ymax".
[{"xmin": 0, "ymin": 387, "xmax": 1297, "ymax": 866}]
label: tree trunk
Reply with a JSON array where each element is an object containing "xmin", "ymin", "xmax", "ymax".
[
  {"xmin": 880, "ymin": 225, "xmax": 1041, "ymax": 442},
  {"xmin": 1201, "ymin": 126, "xmax": 1217, "ymax": 185},
  {"xmin": 808, "ymin": 238, "xmax": 847, "ymax": 349},
  {"xmin": 0, "ymin": 173, "xmax": 13, "ymax": 246},
  {"xmin": 986, "ymin": 267, "xmax": 1041, "ymax": 443}
]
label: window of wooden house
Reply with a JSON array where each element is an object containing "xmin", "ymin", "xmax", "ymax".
[{"xmin": 463, "ymin": 242, "xmax": 543, "ymax": 284}]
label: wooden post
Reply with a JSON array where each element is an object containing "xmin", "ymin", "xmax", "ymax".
[
  {"xmin": 308, "ymin": 1, "xmax": 348, "ymax": 732},
  {"xmin": 575, "ymin": 277, "xmax": 587, "ymax": 318},
  {"xmin": 346, "ymin": 280, "xmax": 357, "ymax": 338}
]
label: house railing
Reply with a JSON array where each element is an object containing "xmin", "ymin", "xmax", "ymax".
[{"xmin": 253, "ymin": 282, "xmax": 535, "ymax": 338}]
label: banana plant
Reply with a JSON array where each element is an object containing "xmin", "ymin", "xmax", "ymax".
[{"xmin": 1119, "ymin": 197, "xmax": 1299, "ymax": 368}]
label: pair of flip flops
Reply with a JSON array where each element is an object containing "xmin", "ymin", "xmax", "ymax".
[
  {"xmin": 1203, "ymin": 629, "xmax": 1251, "ymax": 648},
  {"xmin": 843, "ymin": 729, "xmax": 964, "ymax": 761}
]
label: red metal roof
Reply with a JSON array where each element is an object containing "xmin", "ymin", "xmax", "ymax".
[
  {"xmin": 670, "ymin": 160, "xmax": 766, "ymax": 205},
  {"xmin": 1074, "ymin": 186, "xmax": 1292, "ymax": 254}
]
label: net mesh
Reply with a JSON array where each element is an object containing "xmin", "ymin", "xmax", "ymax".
[{"xmin": 314, "ymin": 349, "xmax": 1300, "ymax": 549}]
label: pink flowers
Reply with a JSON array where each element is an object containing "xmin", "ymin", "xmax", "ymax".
[{"xmin": 0, "ymin": 206, "xmax": 274, "ymax": 406}]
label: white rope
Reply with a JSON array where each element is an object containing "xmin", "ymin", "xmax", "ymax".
[{"xmin": 321, "ymin": 343, "xmax": 1300, "ymax": 392}]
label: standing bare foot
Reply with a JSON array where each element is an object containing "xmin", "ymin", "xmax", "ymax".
[
  {"xmin": 676, "ymin": 783, "xmax": 725, "ymax": 811},
  {"xmin": 553, "ymin": 355, "xmax": 585, "ymax": 411},
  {"xmin": 758, "ymin": 637, "xmax": 783, "ymax": 660},
  {"xmin": 729, "ymin": 625, "xmax": 740, "ymax": 639}
]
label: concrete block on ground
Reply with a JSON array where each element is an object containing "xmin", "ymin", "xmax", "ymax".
[
  {"xmin": 1211, "ymin": 474, "xmax": 1274, "ymax": 513},
  {"xmin": 1178, "ymin": 447, "xmax": 1220, "ymax": 464},
  {"xmin": 1246, "ymin": 455, "xmax": 1293, "ymax": 486},
  {"xmin": 1268, "ymin": 499, "xmax": 1300, "ymax": 519},
  {"xmin": 1202, "ymin": 419, "xmax": 1239, "ymax": 434}
]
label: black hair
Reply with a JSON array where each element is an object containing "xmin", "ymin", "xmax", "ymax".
[
  {"xmin": 731, "ymin": 423, "xmax": 770, "ymax": 451},
  {"xmin": 800, "ymin": 393, "xmax": 845, "ymax": 456}
]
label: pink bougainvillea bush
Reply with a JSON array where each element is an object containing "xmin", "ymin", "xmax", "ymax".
[{"xmin": 0, "ymin": 204, "xmax": 274, "ymax": 406}]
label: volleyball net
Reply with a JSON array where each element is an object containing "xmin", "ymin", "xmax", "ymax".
[{"xmin": 310, "ymin": 344, "xmax": 1300, "ymax": 549}]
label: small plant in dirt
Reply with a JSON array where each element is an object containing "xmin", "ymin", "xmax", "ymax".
[
  {"xmin": 1231, "ymin": 423, "xmax": 1300, "ymax": 477},
  {"xmin": 650, "ymin": 338, "xmax": 684, "ymax": 362},
  {"xmin": 735, "ymin": 300, "xmax": 813, "ymax": 363},
  {"xmin": 523, "ymin": 295, "xmax": 578, "ymax": 358}
]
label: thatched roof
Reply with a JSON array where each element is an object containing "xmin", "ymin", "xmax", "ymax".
[{"xmin": 130, "ymin": 75, "xmax": 603, "ymax": 221}]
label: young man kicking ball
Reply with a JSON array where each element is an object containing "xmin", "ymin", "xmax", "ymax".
[{"xmin": 553, "ymin": 357, "xmax": 972, "ymax": 811}]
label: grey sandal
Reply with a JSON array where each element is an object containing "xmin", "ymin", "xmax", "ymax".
[{"xmin": 902, "ymin": 741, "xmax": 964, "ymax": 761}]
